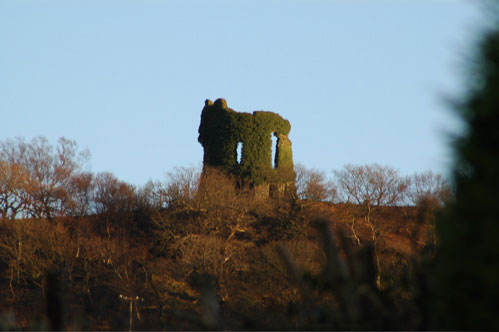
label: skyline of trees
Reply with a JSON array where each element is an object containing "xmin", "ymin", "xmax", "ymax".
[{"xmin": 0, "ymin": 135, "xmax": 451, "ymax": 222}]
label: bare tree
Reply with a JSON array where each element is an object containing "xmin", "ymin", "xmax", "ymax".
[
  {"xmin": 22, "ymin": 137, "xmax": 90, "ymax": 220},
  {"xmin": 408, "ymin": 170, "xmax": 451, "ymax": 207},
  {"xmin": 334, "ymin": 163, "xmax": 409, "ymax": 207},
  {"xmin": 63, "ymin": 172, "xmax": 95, "ymax": 217},
  {"xmin": 136, "ymin": 180, "xmax": 167, "ymax": 210},
  {"xmin": 0, "ymin": 136, "xmax": 90, "ymax": 220},
  {"xmin": 0, "ymin": 138, "xmax": 31, "ymax": 219},
  {"xmin": 295, "ymin": 163, "xmax": 337, "ymax": 202},
  {"xmin": 135, "ymin": 166, "xmax": 202, "ymax": 211},
  {"xmin": 92, "ymin": 172, "xmax": 137, "ymax": 215},
  {"xmin": 333, "ymin": 164, "xmax": 410, "ymax": 287},
  {"xmin": 164, "ymin": 166, "xmax": 201, "ymax": 208},
  {"xmin": 0, "ymin": 160, "xmax": 30, "ymax": 220}
]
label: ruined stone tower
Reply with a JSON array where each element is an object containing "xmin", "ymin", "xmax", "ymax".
[{"xmin": 198, "ymin": 98, "xmax": 295, "ymax": 197}]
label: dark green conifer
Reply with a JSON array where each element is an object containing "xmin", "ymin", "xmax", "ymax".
[{"xmin": 432, "ymin": 11, "xmax": 499, "ymax": 330}]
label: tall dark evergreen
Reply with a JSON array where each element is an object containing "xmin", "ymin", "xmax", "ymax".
[{"xmin": 432, "ymin": 13, "xmax": 499, "ymax": 330}]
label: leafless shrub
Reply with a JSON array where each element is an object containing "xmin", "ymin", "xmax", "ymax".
[{"xmin": 295, "ymin": 163, "xmax": 337, "ymax": 202}]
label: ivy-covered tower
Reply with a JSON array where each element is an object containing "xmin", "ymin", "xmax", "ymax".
[{"xmin": 198, "ymin": 98, "xmax": 295, "ymax": 197}]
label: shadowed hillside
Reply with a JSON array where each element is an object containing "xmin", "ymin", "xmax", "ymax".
[{"xmin": 0, "ymin": 166, "xmax": 437, "ymax": 330}]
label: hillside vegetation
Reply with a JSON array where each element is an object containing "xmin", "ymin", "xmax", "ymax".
[{"xmin": 0, "ymin": 142, "xmax": 445, "ymax": 329}]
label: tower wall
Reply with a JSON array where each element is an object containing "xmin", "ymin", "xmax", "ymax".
[{"xmin": 198, "ymin": 98, "xmax": 295, "ymax": 196}]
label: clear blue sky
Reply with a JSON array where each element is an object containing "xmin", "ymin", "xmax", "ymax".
[{"xmin": 0, "ymin": 0, "xmax": 483, "ymax": 186}]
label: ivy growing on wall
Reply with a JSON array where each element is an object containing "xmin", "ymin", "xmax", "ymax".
[{"xmin": 198, "ymin": 98, "xmax": 295, "ymax": 193}]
